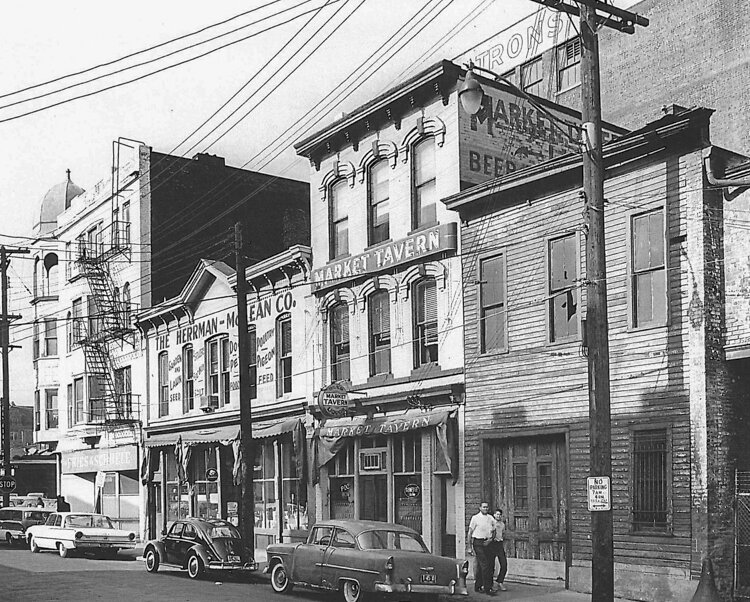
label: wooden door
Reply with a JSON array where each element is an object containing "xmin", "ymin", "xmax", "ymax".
[{"xmin": 494, "ymin": 436, "xmax": 567, "ymax": 563}]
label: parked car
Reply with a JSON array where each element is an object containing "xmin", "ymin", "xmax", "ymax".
[
  {"xmin": 143, "ymin": 517, "xmax": 257, "ymax": 580},
  {"xmin": 265, "ymin": 519, "xmax": 469, "ymax": 602},
  {"xmin": 0, "ymin": 507, "xmax": 52, "ymax": 546},
  {"xmin": 26, "ymin": 512, "xmax": 136, "ymax": 558}
]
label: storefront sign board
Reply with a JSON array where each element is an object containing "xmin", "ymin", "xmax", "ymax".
[{"xmin": 62, "ymin": 445, "xmax": 138, "ymax": 474}]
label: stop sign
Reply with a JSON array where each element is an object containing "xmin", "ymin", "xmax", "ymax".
[{"xmin": 0, "ymin": 476, "xmax": 16, "ymax": 493}]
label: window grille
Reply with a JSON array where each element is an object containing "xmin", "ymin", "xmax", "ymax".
[{"xmin": 632, "ymin": 429, "xmax": 669, "ymax": 531}]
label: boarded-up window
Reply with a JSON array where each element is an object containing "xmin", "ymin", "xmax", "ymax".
[
  {"xmin": 369, "ymin": 290, "xmax": 391, "ymax": 376},
  {"xmin": 330, "ymin": 303, "xmax": 350, "ymax": 382},
  {"xmin": 480, "ymin": 254, "xmax": 506, "ymax": 353},
  {"xmin": 548, "ymin": 234, "xmax": 578, "ymax": 342},
  {"xmin": 413, "ymin": 278, "xmax": 438, "ymax": 367},
  {"xmin": 631, "ymin": 209, "xmax": 667, "ymax": 327},
  {"xmin": 632, "ymin": 429, "xmax": 670, "ymax": 532}
]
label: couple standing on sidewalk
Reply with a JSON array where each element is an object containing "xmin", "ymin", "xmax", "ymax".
[{"xmin": 467, "ymin": 502, "xmax": 508, "ymax": 596}]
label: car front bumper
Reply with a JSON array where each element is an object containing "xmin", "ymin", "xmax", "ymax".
[
  {"xmin": 375, "ymin": 580, "xmax": 468, "ymax": 596},
  {"xmin": 207, "ymin": 561, "xmax": 258, "ymax": 571}
]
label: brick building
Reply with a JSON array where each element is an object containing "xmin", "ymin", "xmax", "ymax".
[{"xmin": 442, "ymin": 106, "xmax": 750, "ymax": 600}]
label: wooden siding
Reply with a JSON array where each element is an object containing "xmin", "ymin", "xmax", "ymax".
[{"xmin": 461, "ymin": 150, "xmax": 697, "ymax": 573}]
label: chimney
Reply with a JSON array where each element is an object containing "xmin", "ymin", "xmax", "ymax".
[
  {"xmin": 192, "ymin": 153, "xmax": 226, "ymax": 168},
  {"xmin": 661, "ymin": 104, "xmax": 688, "ymax": 116}
]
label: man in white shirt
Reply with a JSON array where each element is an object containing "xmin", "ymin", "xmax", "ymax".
[{"xmin": 466, "ymin": 501, "xmax": 496, "ymax": 595}]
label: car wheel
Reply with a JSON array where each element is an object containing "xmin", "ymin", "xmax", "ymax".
[
  {"xmin": 29, "ymin": 536, "xmax": 39, "ymax": 553},
  {"xmin": 145, "ymin": 548, "xmax": 160, "ymax": 573},
  {"xmin": 58, "ymin": 543, "xmax": 70, "ymax": 558},
  {"xmin": 187, "ymin": 553, "xmax": 204, "ymax": 580},
  {"xmin": 341, "ymin": 579, "xmax": 367, "ymax": 602},
  {"xmin": 270, "ymin": 562, "xmax": 293, "ymax": 594}
]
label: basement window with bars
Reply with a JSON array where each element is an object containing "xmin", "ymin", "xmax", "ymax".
[{"xmin": 632, "ymin": 428, "xmax": 671, "ymax": 533}]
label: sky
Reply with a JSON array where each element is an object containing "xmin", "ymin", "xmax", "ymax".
[{"xmin": 0, "ymin": 0, "xmax": 639, "ymax": 405}]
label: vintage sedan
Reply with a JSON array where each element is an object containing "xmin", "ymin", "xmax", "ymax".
[
  {"xmin": 26, "ymin": 512, "xmax": 136, "ymax": 558},
  {"xmin": 266, "ymin": 520, "xmax": 469, "ymax": 602},
  {"xmin": 0, "ymin": 507, "xmax": 51, "ymax": 546},
  {"xmin": 143, "ymin": 518, "xmax": 257, "ymax": 580}
]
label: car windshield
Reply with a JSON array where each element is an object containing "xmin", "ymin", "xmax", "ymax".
[
  {"xmin": 357, "ymin": 530, "xmax": 428, "ymax": 552},
  {"xmin": 209, "ymin": 524, "xmax": 241, "ymax": 539},
  {"xmin": 66, "ymin": 514, "xmax": 114, "ymax": 529}
]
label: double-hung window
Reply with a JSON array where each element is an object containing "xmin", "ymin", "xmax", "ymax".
[
  {"xmin": 74, "ymin": 377, "xmax": 84, "ymax": 424},
  {"xmin": 182, "ymin": 345, "xmax": 194, "ymax": 413},
  {"xmin": 632, "ymin": 428, "xmax": 670, "ymax": 532},
  {"xmin": 412, "ymin": 139, "xmax": 437, "ymax": 229},
  {"xmin": 277, "ymin": 315, "xmax": 292, "ymax": 397},
  {"xmin": 557, "ymin": 37, "xmax": 581, "ymax": 91},
  {"xmin": 72, "ymin": 298, "xmax": 82, "ymax": 344},
  {"xmin": 368, "ymin": 161, "xmax": 390, "ymax": 245},
  {"xmin": 206, "ymin": 336, "xmax": 230, "ymax": 407},
  {"xmin": 548, "ymin": 234, "xmax": 578, "ymax": 342},
  {"xmin": 45, "ymin": 389, "xmax": 58, "ymax": 429},
  {"xmin": 479, "ymin": 253, "xmax": 507, "ymax": 353},
  {"xmin": 631, "ymin": 208, "xmax": 667, "ymax": 327},
  {"xmin": 44, "ymin": 318, "xmax": 57, "ymax": 356},
  {"xmin": 32, "ymin": 322, "xmax": 40, "ymax": 360},
  {"xmin": 89, "ymin": 375, "xmax": 105, "ymax": 422},
  {"xmin": 330, "ymin": 303, "xmax": 350, "ymax": 382},
  {"xmin": 521, "ymin": 57, "xmax": 543, "ymax": 96},
  {"xmin": 158, "ymin": 351, "xmax": 169, "ymax": 417},
  {"xmin": 368, "ymin": 290, "xmax": 391, "ymax": 376},
  {"xmin": 114, "ymin": 366, "xmax": 132, "ymax": 419},
  {"xmin": 413, "ymin": 278, "xmax": 438, "ymax": 367},
  {"xmin": 330, "ymin": 180, "xmax": 349, "ymax": 259}
]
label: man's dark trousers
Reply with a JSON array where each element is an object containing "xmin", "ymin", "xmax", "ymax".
[
  {"xmin": 473, "ymin": 538, "xmax": 494, "ymax": 593},
  {"xmin": 492, "ymin": 540, "xmax": 508, "ymax": 584}
]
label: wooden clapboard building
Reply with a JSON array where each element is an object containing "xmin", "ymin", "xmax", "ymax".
[{"xmin": 442, "ymin": 106, "xmax": 750, "ymax": 600}]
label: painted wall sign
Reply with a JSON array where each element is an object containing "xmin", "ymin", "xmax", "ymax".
[
  {"xmin": 459, "ymin": 87, "xmax": 620, "ymax": 187},
  {"xmin": 62, "ymin": 445, "xmax": 138, "ymax": 474},
  {"xmin": 312, "ymin": 223, "xmax": 457, "ymax": 292},
  {"xmin": 316, "ymin": 382, "xmax": 353, "ymax": 418}
]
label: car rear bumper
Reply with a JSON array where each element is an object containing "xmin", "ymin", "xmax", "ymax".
[
  {"xmin": 207, "ymin": 561, "xmax": 258, "ymax": 571},
  {"xmin": 375, "ymin": 581, "xmax": 468, "ymax": 596},
  {"xmin": 75, "ymin": 541, "xmax": 137, "ymax": 550}
]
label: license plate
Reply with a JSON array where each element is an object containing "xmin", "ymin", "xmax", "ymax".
[
  {"xmin": 420, "ymin": 574, "xmax": 436, "ymax": 584},
  {"xmin": 227, "ymin": 555, "xmax": 241, "ymax": 562}
]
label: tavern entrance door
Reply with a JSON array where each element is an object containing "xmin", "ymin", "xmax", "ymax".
[{"xmin": 492, "ymin": 435, "xmax": 568, "ymax": 581}]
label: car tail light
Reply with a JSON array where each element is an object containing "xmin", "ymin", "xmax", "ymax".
[
  {"xmin": 128, "ymin": 533, "xmax": 136, "ymax": 541},
  {"xmin": 384, "ymin": 555, "xmax": 394, "ymax": 585},
  {"xmin": 460, "ymin": 560, "xmax": 469, "ymax": 576},
  {"xmin": 75, "ymin": 532, "xmax": 83, "ymax": 540}
]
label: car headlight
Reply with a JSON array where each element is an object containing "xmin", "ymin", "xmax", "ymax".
[
  {"xmin": 75, "ymin": 532, "xmax": 83, "ymax": 540},
  {"xmin": 128, "ymin": 533, "xmax": 135, "ymax": 541}
]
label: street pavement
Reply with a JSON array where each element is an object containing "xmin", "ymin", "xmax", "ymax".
[{"xmin": 0, "ymin": 544, "xmax": 629, "ymax": 601}]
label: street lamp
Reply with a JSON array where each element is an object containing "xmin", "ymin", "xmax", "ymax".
[{"xmin": 458, "ymin": 67, "xmax": 484, "ymax": 116}]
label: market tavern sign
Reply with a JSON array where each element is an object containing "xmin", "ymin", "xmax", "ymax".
[{"xmin": 312, "ymin": 223, "xmax": 457, "ymax": 292}]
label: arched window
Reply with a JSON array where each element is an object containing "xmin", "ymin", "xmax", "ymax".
[
  {"xmin": 329, "ymin": 303, "xmax": 350, "ymax": 382},
  {"xmin": 413, "ymin": 278, "xmax": 438, "ymax": 367},
  {"xmin": 329, "ymin": 180, "xmax": 349, "ymax": 259},
  {"xmin": 412, "ymin": 138, "xmax": 437, "ymax": 229},
  {"xmin": 44, "ymin": 253, "xmax": 59, "ymax": 296},
  {"xmin": 368, "ymin": 290, "xmax": 391, "ymax": 376},
  {"xmin": 368, "ymin": 160, "xmax": 390, "ymax": 245}
]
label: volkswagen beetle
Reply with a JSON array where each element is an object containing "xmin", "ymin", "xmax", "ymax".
[
  {"xmin": 265, "ymin": 519, "xmax": 469, "ymax": 601},
  {"xmin": 143, "ymin": 517, "xmax": 257, "ymax": 579}
]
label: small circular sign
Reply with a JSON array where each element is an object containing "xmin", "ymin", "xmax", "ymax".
[
  {"xmin": 206, "ymin": 468, "xmax": 219, "ymax": 482},
  {"xmin": 317, "ymin": 382, "xmax": 352, "ymax": 418},
  {"xmin": 403, "ymin": 483, "xmax": 420, "ymax": 498}
]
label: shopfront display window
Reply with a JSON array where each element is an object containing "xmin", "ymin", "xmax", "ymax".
[
  {"xmin": 192, "ymin": 447, "xmax": 219, "ymax": 519},
  {"xmin": 166, "ymin": 453, "xmax": 190, "ymax": 522},
  {"xmin": 254, "ymin": 440, "xmax": 277, "ymax": 529},
  {"xmin": 101, "ymin": 471, "xmax": 139, "ymax": 531},
  {"xmin": 329, "ymin": 441, "xmax": 355, "ymax": 519},
  {"xmin": 281, "ymin": 440, "xmax": 307, "ymax": 531}
]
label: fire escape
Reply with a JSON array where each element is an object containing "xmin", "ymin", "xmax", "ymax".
[{"xmin": 75, "ymin": 219, "xmax": 138, "ymax": 430}]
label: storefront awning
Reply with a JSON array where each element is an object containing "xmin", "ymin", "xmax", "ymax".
[
  {"xmin": 143, "ymin": 424, "xmax": 240, "ymax": 448},
  {"xmin": 254, "ymin": 417, "xmax": 304, "ymax": 439}
]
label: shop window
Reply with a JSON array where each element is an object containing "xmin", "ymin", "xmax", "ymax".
[
  {"xmin": 368, "ymin": 160, "xmax": 390, "ymax": 245},
  {"xmin": 330, "ymin": 179, "xmax": 349, "ymax": 259},
  {"xmin": 632, "ymin": 428, "xmax": 670, "ymax": 532},
  {"xmin": 254, "ymin": 440, "xmax": 277, "ymax": 529},
  {"xmin": 74, "ymin": 377, "xmax": 84, "ymax": 425},
  {"xmin": 89, "ymin": 375, "xmax": 105, "ymax": 422},
  {"xmin": 276, "ymin": 315, "xmax": 292, "ymax": 397},
  {"xmin": 249, "ymin": 327, "xmax": 257, "ymax": 400},
  {"xmin": 193, "ymin": 447, "xmax": 219, "ymax": 519},
  {"xmin": 557, "ymin": 37, "xmax": 581, "ymax": 91},
  {"xmin": 329, "ymin": 441, "xmax": 355, "ymax": 520},
  {"xmin": 412, "ymin": 138, "xmax": 437, "ymax": 229},
  {"xmin": 282, "ymin": 439, "xmax": 307, "ymax": 531},
  {"xmin": 44, "ymin": 318, "xmax": 57, "ymax": 356},
  {"xmin": 413, "ymin": 278, "xmax": 438, "ymax": 367},
  {"xmin": 479, "ymin": 253, "xmax": 506, "ymax": 353},
  {"xmin": 182, "ymin": 345, "xmax": 194, "ymax": 413},
  {"xmin": 166, "ymin": 454, "xmax": 190, "ymax": 522},
  {"xmin": 330, "ymin": 303, "xmax": 350, "ymax": 382},
  {"xmin": 45, "ymin": 389, "xmax": 58, "ymax": 429},
  {"xmin": 394, "ymin": 433, "xmax": 422, "ymax": 533},
  {"xmin": 158, "ymin": 351, "xmax": 169, "ymax": 417},
  {"xmin": 548, "ymin": 233, "xmax": 578, "ymax": 342},
  {"xmin": 368, "ymin": 290, "xmax": 391, "ymax": 376},
  {"xmin": 521, "ymin": 57, "xmax": 543, "ymax": 96},
  {"xmin": 206, "ymin": 336, "xmax": 230, "ymax": 407},
  {"xmin": 631, "ymin": 208, "xmax": 667, "ymax": 327},
  {"xmin": 101, "ymin": 472, "xmax": 140, "ymax": 531},
  {"xmin": 114, "ymin": 366, "xmax": 132, "ymax": 419}
]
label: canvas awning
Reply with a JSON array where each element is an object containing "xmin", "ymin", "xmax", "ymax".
[{"xmin": 143, "ymin": 423, "xmax": 240, "ymax": 448}]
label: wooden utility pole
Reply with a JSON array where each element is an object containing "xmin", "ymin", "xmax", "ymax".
[
  {"xmin": 1, "ymin": 245, "xmax": 29, "ymax": 507},
  {"xmin": 234, "ymin": 223, "xmax": 255, "ymax": 560},
  {"xmin": 527, "ymin": 2, "xmax": 648, "ymax": 600}
]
